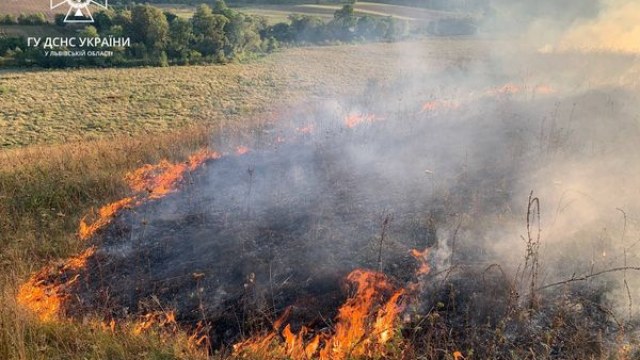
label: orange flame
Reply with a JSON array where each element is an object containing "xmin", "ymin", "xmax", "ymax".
[
  {"xmin": 410, "ymin": 248, "xmax": 431, "ymax": 276},
  {"xmin": 236, "ymin": 146, "xmax": 250, "ymax": 155},
  {"xmin": 79, "ymin": 149, "xmax": 219, "ymax": 240},
  {"xmin": 16, "ymin": 247, "xmax": 96, "ymax": 322},
  {"xmin": 486, "ymin": 83, "xmax": 555, "ymax": 97},
  {"xmin": 132, "ymin": 311, "xmax": 178, "ymax": 336},
  {"xmin": 234, "ymin": 269, "xmax": 408, "ymax": 360},
  {"xmin": 78, "ymin": 197, "xmax": 134, "ymax": 240},
  {"xmin": 126, "ymin": 149, "xmax": 219, "ymax": 200},
  {"xmin": 345, "ymin": 113, "xmax": 376, "ymax": 129},
  {"xmin": 534, "ymin": 84, "xmax": 555, "ymax": 95},
  {"xmin": 19, "ymin": 149, "xmax": 219, "ymax": 322}
]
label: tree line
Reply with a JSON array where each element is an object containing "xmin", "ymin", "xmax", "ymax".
[{"xmin": 0, "ymin": 1, "xmax": 475, "ymax": 68}]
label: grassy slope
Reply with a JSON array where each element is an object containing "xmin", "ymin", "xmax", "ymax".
[
  {"xmin": 0, "ymin": 39, "xmax": 484, "ymax": 359},
  {"xmin": 0, "ymin": 39, "xmax": 480, "ymax": 148}
]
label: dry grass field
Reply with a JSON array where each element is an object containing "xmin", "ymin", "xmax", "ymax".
[
  {"xmin": 0, "ymin": 0, "xmax": 62, "ymax": 19},
  {"xmin": 156, "ymin": 1, "xmax": 454, "ymax": 23},
  {"xmin": 0, "ymin": 38, "xmax": 487, "ymax": 359},
  {"xmin": 0, "ymin": 39, "xmax": 482, "ymax": 148}
]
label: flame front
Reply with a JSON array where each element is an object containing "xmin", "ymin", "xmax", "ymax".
[
  {"xmin": 78, "ymin": 197, "xmax": 134, "ymax": 240},
  {"xmin": 234, "ymin": 269, "xmax": 408, "ymax": 360},
  {"xmin": 16, "ymin": 247, "xmax": 96, "ymax": 322},
  {"xmin": 345, "ymin": 113, "xmax": 376, "ymax": 129},
  {"xmin": 18, "ymin": 149, "xmax": 219, "ymax": 322},
  {"xmin": 126, "ymin": 149, "xmax": 219, "ymax": 199},
  {"xmin": 79, "ymin": 149, "xmax": 219, "ymax": 240}
]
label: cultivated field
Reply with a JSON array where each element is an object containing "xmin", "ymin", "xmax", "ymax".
[{"xmin": 157, "ymin": 1, "xmax": 455, "ymax": 23}]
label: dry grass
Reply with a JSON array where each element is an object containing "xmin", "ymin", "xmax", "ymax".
[
  {"xmin": 0, "ymin": 126, "xmax": 215, "ymax": 360},
  {"xmin": 0, "ymin": 0, "xmax": 62, "ymax": 19},
  {"xmin": 0, "ymin": 39, "xmax": 484, "ymax": 148},
  {"xmin": 0, "ymin": 25, "xmax": 73, "ymax": 37},
  {"xmin": 0, "ymin": 39, "xmax": 489, "ymax": 359}
]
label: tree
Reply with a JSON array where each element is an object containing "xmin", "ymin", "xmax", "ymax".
[
  {"xmin": 224, "ymin": 13, "xmax": 262, "ymax": 57},
  {"xmin": 288, "ymin": 14, "xmax": 325, "ymax": 43},
  {"xmin": 331, "ymin": 5, "xmax": 357, "ymax": 41},
  {"xmin": 80, "ymin": 25, "xmax": 99, "ymax": 39},
  {"xmin": 192, "ymin": 4, "xmax": 228, "ymax": 57},
  {"xmin": 334, "ymin": 4, "xmax": 355, "ymax": 21},
  {"xmin": 131, "ymin": 5, "xmax": 169, "ymax": 51},
  {"xmin": 93, "ymin": 10, "xmax": 114, "ymax": 32},
  {"xmin": 168, "ymin": 17, "xmax": 193, "ymax": 55}
]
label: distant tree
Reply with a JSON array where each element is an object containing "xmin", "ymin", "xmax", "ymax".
[
  {"xmin": 93, "ymin": 10, "xmax": 114, "ymax": 32},
  {"xmin": 224, "ymin": 13, "xmax": 262, "ymax": 57},
  {"xmin": 105, "ymin": 25, "xmax": 124, "ymax": 38},
  {"xmin": 355, "ymin": 15, "xmax": 379, "ymax": 40},
  {"xmin": 212, "ymin": 0, "xmax": 233, "ymax": 17},
  {"xmin": 168, "ymin": 17, "xmax": 193, "ymax": 54},
  {"xmin": 288, "ymin": 14, "xmax": 325, "ymax": 43},
  {"xmin": 80, "ymin": 25, "xmax": 99, "ymax": 38},
  {"xmin": 17, "ymin": 13, "xmax": 47, "ymax": 25},
  {"xmin": 112, "ymin": 9, "xmax": 133, "ymax": 36},
  {"xmin": 263, "ymin": 36, "xmax": 278, "ymax": 53},
  {"xmin": 192, "ymin": 4, "xmax": 228, "ymax": 56},
  {"xmin": 333, "ymin": 4, "xmax": 355, "ymax": 21},
  {"xmin": 331, "ymin": 5, "xmax": 357, "ymax": 41},
  {"xmin": 157, "ymin": 50, "xmax": 169, "ymax": 66},
  {"xmin": 131, "ymin": 5, "xmax": 169, "ymax": 50},
  {"xmin": 263, "ymin": 22, "xmax": 291, "ymax": 42},
  {"xmin": 0, "ymin": 14, "xmax": 18, "ymax": 25}
]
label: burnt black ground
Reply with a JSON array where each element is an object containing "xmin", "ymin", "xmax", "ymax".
[{"xmin": 54, "ymin": 86, "xmax": 640, "ymax": 355}]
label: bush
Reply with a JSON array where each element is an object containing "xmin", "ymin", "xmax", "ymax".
[
  {"xmin": 17, "ymin": 13, "xmax": 48, "ymax": 25},
  {"xmin": 0, "ymin": 14, "xmax": 18, "ymax": 25}
]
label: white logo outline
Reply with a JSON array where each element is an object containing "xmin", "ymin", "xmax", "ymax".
[{"xmin": 51, "ymin": 0, "xmax": 108, "ymax": 24}]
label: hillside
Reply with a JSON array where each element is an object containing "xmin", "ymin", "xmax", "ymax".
[{"xmin": 0, "ymin": 38, "xmax": 485, "ymax": 148}]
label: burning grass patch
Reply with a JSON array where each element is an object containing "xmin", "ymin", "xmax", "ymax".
[{"xmin": 14, "ymin": 85, "xmax": 640, "ymax": 359}]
